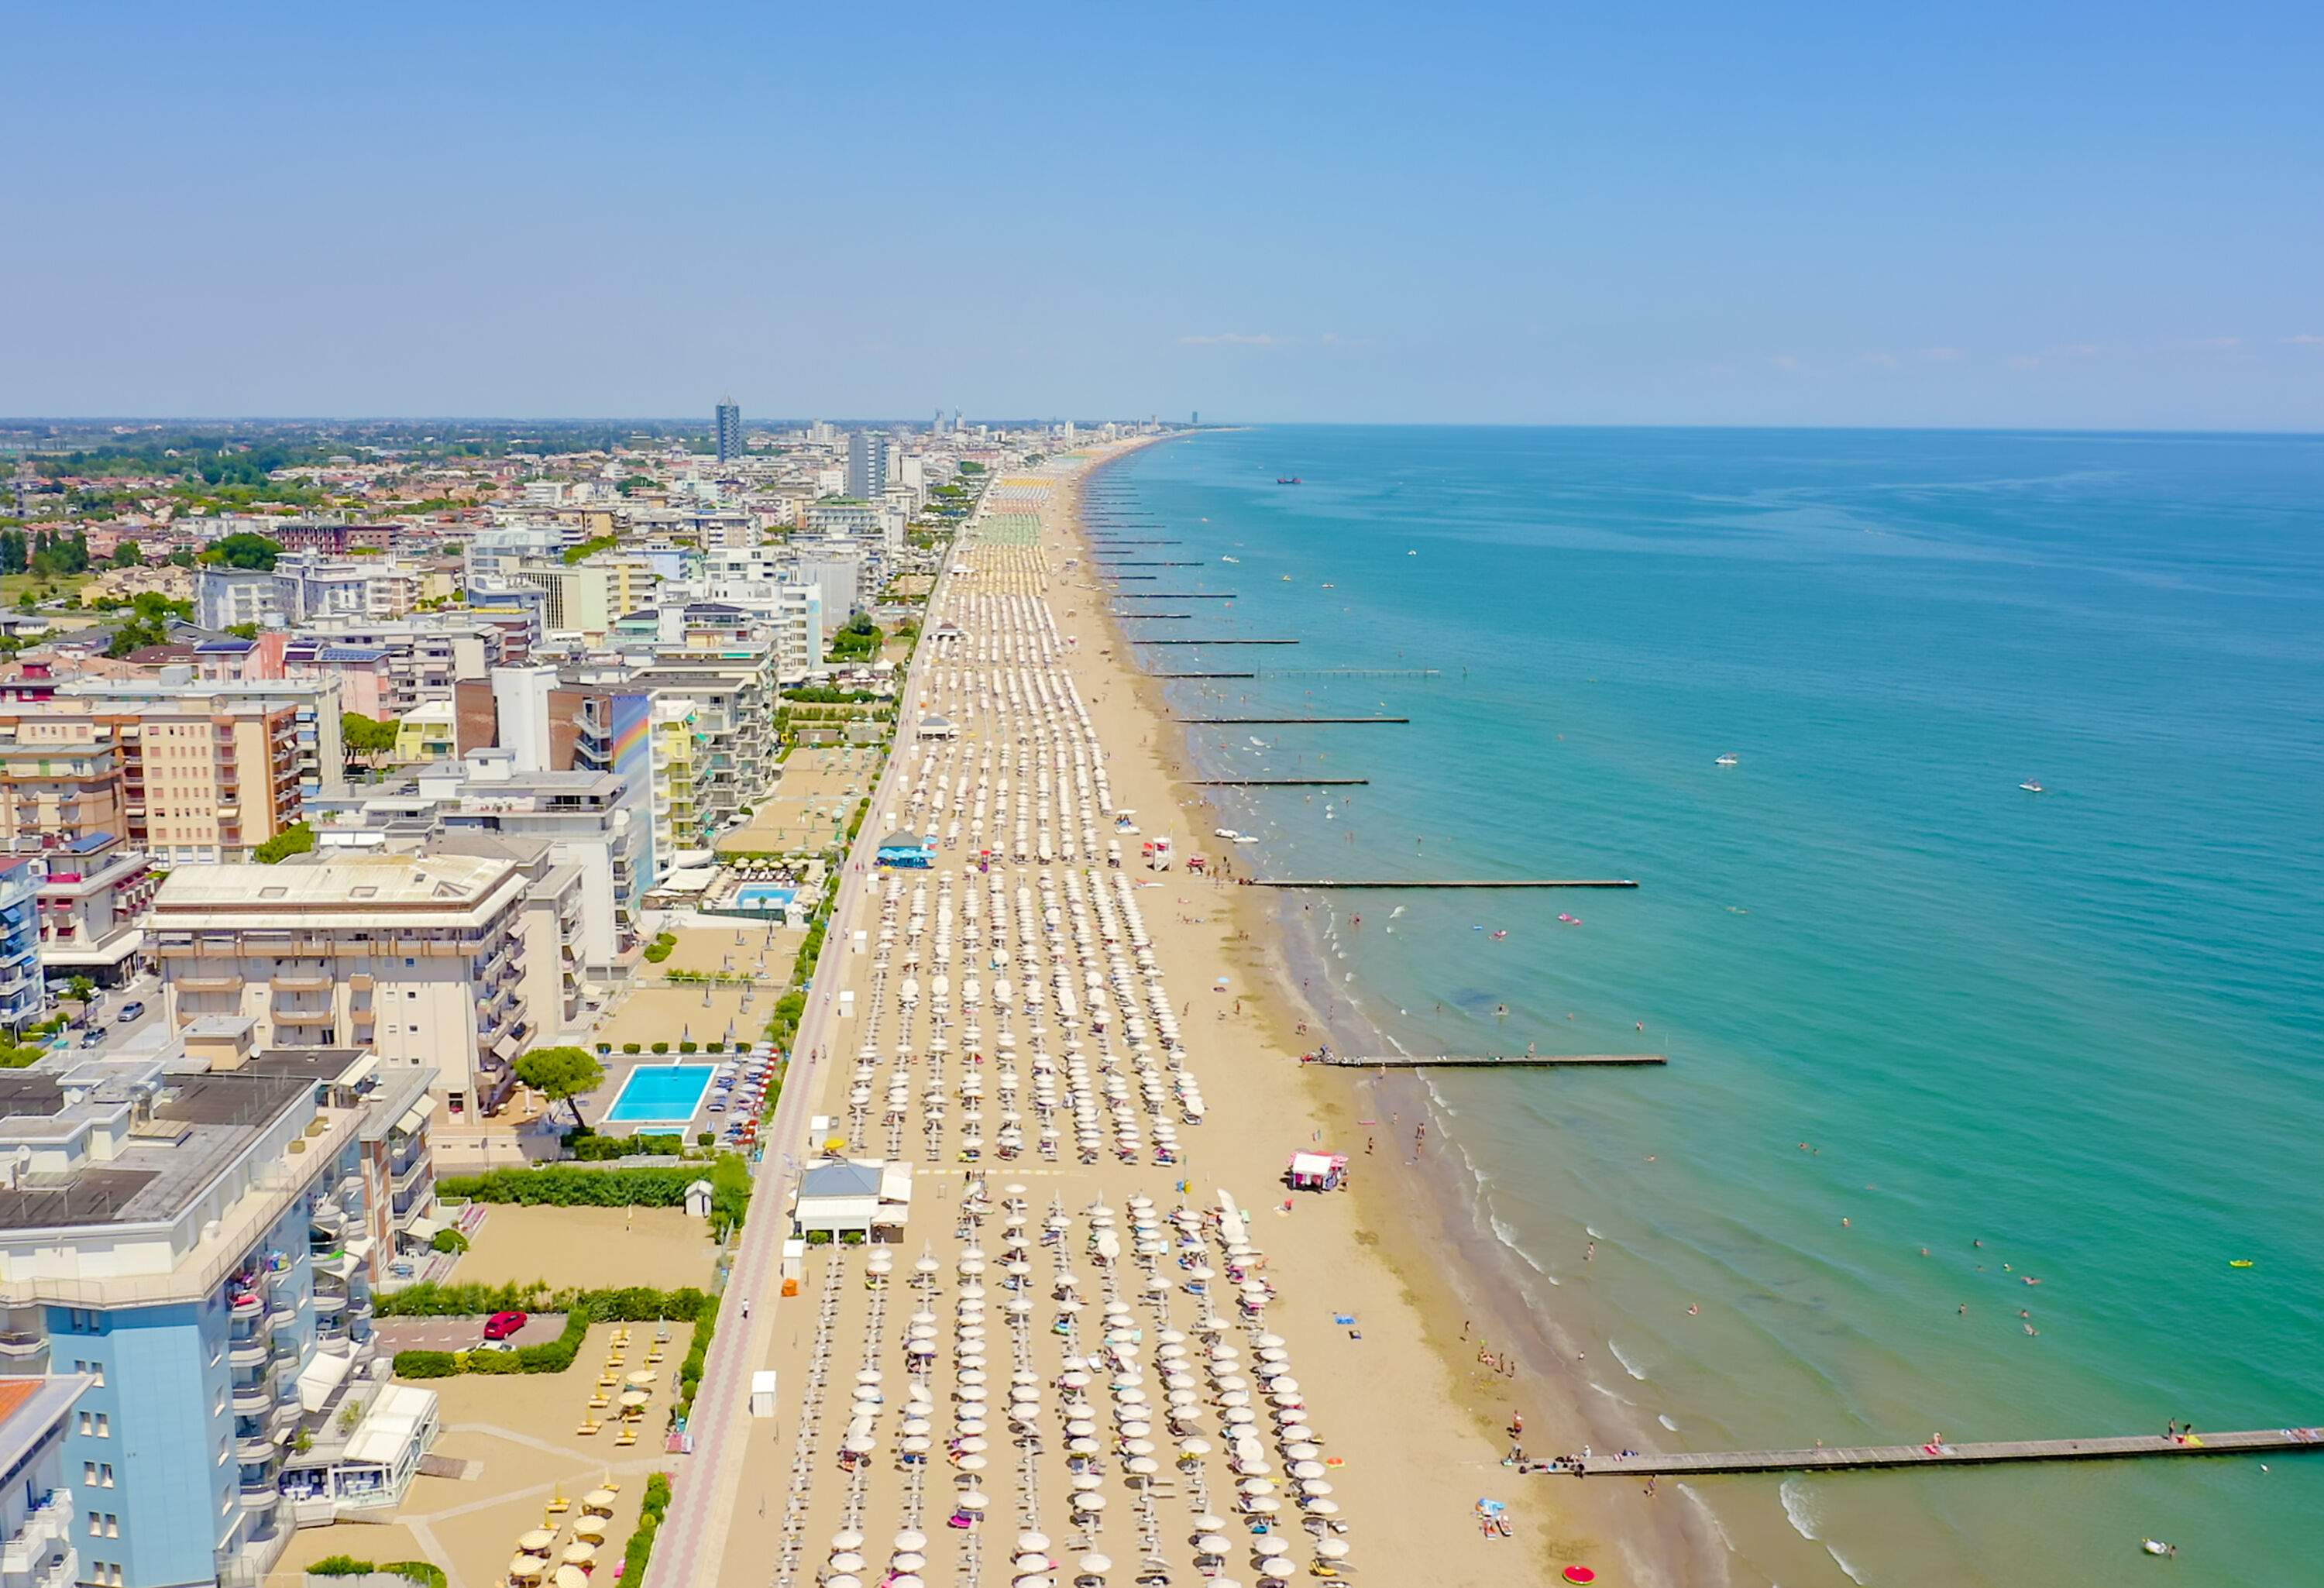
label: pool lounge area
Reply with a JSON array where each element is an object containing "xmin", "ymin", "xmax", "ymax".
[{"xmin": 603, "ymin": 1062, "xmax": 717, "ymax": 1125}]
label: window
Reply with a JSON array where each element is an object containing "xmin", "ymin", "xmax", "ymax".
[
  {"xmin": 84, "ymin": 1461, "xmax": 98, "ymax": 1485},
  {"xmin": 78, "ymin": 1411, "xmax": 91, "ymax": 1435},
  {"xmin": 105, "ymin": 1512, "xmax": 119, "ymax": 1538},
  {"xmin": 96, "ymin": 1411, "xmax": 108, "ymax": 1436},
  {"xmin": 100, "ymin": 1463, "xmax": 115, "ymax": 1487}
]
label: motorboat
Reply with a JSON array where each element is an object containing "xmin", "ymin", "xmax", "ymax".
[
  {"xmin": 1714, "ymin": 753, "xmax": 1739, "ymax": 767},
  {"xmin": 2019, "ymin": 779, "xmax": 2045, "ymax": 793}
]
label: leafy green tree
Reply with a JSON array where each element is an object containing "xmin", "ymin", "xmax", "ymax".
[
  {"xmin": 342, "ymin": 712, "xmax": 401, "ymax": 767},
  {"xmin": 66, "ymin": 976, "xmax": 97, "ymax": 1004},
  {"xmin": 201, "ymin": 532, "xmax": 283, "ymax": 570},
  {"xmin": 253, "ymin": 822, "xmax": 315, "ymax": 864},
  {"xmin": 167, "ymin": 548, "xmax": 196, "ymax": 568},
  {"xmin": 110, "ymin": 541, "xmax": 145, "ymax": 568},
  {"xmin": 223, "ymin": 622, "xmax": 260, "ymax": 639},
  {"xmin": 514, "ymin": 1046, "xmax": 607, "ymax": 1131},
  {"xmin": 0, "ymin": 529, "xmax": 25, "ymax": 576}
]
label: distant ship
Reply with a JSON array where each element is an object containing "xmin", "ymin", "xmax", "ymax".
[{"xmin": 1275, "ymin": 476, "xmax": 1302, "ymax": 485}]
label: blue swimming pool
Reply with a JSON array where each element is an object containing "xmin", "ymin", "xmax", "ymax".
[
  {"xmin": 734, "ymin": 884, "xmax": 796, "ymax": 912},
  {"xmin": 603, "ymin": 1064, "xmax": 715, "ymax": 1124}
]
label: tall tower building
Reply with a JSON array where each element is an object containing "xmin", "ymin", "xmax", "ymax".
[
  {"xmin": 846, "ymin": 429, "xmax": 888, "ymax": 500},
  {"xmin": 715, "ymin": 397, "xmax": 743, "ymax": 462}
]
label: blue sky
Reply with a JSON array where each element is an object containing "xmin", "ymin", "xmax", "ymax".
[{"xmin": 5, "ymin": 2, "xmax": 2320, "ymax": 428}]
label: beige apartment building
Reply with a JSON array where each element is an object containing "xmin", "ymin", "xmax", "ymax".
[
  {"xmin": 152, "ymin": 853, "xmax": 531, "ymax": 1117},
  {"xmin": 0, "ymin": 700, "xmax": 304, "ymax": 863}
]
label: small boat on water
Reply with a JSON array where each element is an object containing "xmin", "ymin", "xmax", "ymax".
[
  {"xmin": 2140, "ymin": 1539, "xmax": 2174, "ymax": 1558},
  {"xmin": 1221, "ymin": 555, "xmax": 1239, "ymax": 564},
  {"xmin": 1714, "ymin": 753, "xmax": 1739, "ymax": 768},
  {"xmin": 1558, "ymin": 913, "xmax": 1581, "ymax": 925},
  {"xmin": 1275, "ymin": 476, "xmax": 1302, "ymax": 485},
  {"xmin": 2020, "ymin": 779, "xmax": 2046, "ymax": 793}
]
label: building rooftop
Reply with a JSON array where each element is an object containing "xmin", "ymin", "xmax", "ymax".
[{"xmin": 153, "ymin": 853, "xmax": 522, "ymax": 929}]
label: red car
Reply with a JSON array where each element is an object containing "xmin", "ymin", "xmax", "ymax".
[{"xmin": 482, "ymin": 1310, "xmax": 528, "ymax": 1342}]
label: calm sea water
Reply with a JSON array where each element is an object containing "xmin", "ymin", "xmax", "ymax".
[{"xmin": 1099, "ymin": 427, "xmax": 2324, "ymax": 1588}]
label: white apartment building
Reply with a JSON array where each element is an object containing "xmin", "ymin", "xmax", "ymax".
[{"xmin": 151, "ymin": 854, "xmax": 532, "ymax": 1117}]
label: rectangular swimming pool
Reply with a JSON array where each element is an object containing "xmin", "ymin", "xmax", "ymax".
[
  {"xmin": 603, "ymin": 1063, "xmax": 715, "ymax": 1125},
  {"xmin": 734, "ymin": 884, "xmax": 796, "ymax": 911}
]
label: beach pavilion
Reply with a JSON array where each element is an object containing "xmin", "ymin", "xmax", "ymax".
[{"xmin": 792, "ymin": 1158, "xmax": 915, "ymax": 1239}]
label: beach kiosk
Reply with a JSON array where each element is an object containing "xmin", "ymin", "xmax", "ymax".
[
  {"xmin": 1142, "ymin": 836, "xmax": 1174, "ymax": 871},
  {"xmin": 876, "ymin": 831, "xmax": 935, "ymax": 869},
  {"xmin": 750, "ymin": 1370, "xmax": 779, "ymax": 1419},
  {"xmin": 1286, "ymin": 1151, "xmax": 1349, "ymax": 1191}
]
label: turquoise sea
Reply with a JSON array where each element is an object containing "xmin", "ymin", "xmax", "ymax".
[{"xmin": 1096, "ymin": 427, "xmax": 2324, "ymax": 1588}]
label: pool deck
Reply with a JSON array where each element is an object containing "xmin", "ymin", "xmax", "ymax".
[{"xmin": 597, "ymin": 1058, "xmax": 719, "ymax": 1127}]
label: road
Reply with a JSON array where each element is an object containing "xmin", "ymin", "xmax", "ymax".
[{"xmin": 645, "ymin": 539, "xmax": 962, "ymax": 1588}]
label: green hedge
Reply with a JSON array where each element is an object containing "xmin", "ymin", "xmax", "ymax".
[
  {"xmin": 675, "ymin": 1294, "xmax": 718, "ymax": 1421},
  {"xmin": 388, "ymin": 1284, "xmax": 717, "ymax": 1380},
  {"xmin": 624, "ymin": 1473, "xmax": 674, "ymax": 1583},
  {"xmin": 308, "ymin": 1557, "xmax": 443, "ymax": 1588},
  {"xmin": 435, "ymin": 1161, "xmax": 750, "ymax": 1236},
  {"xmin": 378, "ymin": 1280, "xmax": 712, "ymax": 1320},
  {"xmin": 569, "ymin": 1130, "xmax": 686, "ymax": 1161}
]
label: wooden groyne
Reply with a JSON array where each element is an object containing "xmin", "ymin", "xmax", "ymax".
[
  {"xmin": 1174, "ymin": 717, "xmax": 1408, "ymax": 725},
  {"xmin": 1559, "ymin": 1428, "xmax": 2324, "ymax": 1479},
  {"xmin": 1250, "ymin": 878, "xmax": 1639, "ymax": 889},
  {"xmin": 1320, "ymin": 1053, "xmax": 1664, "ymax": 1068},
  {"xmin": 1151, "ymin": 672, "xmax": 1257, "ymax": 679},
  {"xmin": 1142, "ymin": 639, "xmax": 1301, "ymax": 646},
  {"xmin": 1112, "ymin": 611, "xmax": 1193, "ymax": 618},
  {"xmin": 1100, "ymin": 560, "xmax": 1206, "ymax": 566},
  {"xmin": 1187, "ymin": 778, "xmax": 1370, "ymax": 787},
  {"xmin": 1113, "ymin": 592, "xmax": 1239, "ymax": 600}
]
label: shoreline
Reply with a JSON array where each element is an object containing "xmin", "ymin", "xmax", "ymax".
[{"xmin": 1061, "ymin": 438, "xmax": 1727, "ymax": 1586}]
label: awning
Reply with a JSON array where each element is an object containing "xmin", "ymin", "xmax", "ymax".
[
  {"xmin": 39, "ymin": 928, "xmax": 146, "ymax": 967},
  {"xmin": 394, "ymin": 1100, "xmax": 433, "ymax": 1136},
  {"xmin": 297, "ymin": 1348, "xmax": 353, "ymax": 1413},
  {"xmin": 1288, "ymin": 1153, "xmax": 1337, "ymax": 1177},
  {"xmin": 492, "ymin": 1033, "xmax": 523, "ymax": 1061},
  {"xmin": 338, "ymin": 1053, "xmax": 381, "ymax": 1088},
  {"xmin": 343, "ymin": 1383, "xmax": 438, "ymax": 1466},
  {"xmin": 403, "ymin": 1214, "xmax": 444, "ymax": 1242},
  {"xmin": 344, "ymin": 1236, "xmax": 376, "ymax": 1262}
]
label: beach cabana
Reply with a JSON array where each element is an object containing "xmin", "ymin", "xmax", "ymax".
[
  {"xmin": 878, "ymin": 832, "xmax": 937, "ymax": 869},
  {"xmin": 1285, "ymin": 1152, "xmax": 1349, "ymax": 1192}
]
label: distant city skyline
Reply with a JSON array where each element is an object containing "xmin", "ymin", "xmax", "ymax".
[{"xmin": 3, "ymin": 4, "xmax": 2320, "ymax": 430}]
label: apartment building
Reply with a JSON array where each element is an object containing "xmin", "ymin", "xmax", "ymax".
[
  {"xmin": 33, "ymin": 834, "xmax": 159, "ymax": 991},
  {"xmin": 0, "ymin": 1043, "xmax": 438, "ymax": 1587},
  {"xmin": 0, "ymin": 860, "xmax": 43, "ymax": 1031},
  {"xmin": 626, "ymin": 650, "xmax": 781, "ymax": 830},
  {"xmin": 51, "ymin": 673, "xmax": 347, "ymax": 807},
  {"xmin": 651, "ymin": 699, "xmax": 710, "ymax": 864},
  {"xmin": 0, "ymin": 1373, "xmax": 91, "ymax": 1588},
  {"xmin": 0, "ymin": 727, "xmax": 126, "ymax": 854},
  {"xmin": 297, "ymin": 619, "xmax": 501, "ymax": 717},
  {"xmin": 0, "ymin": 701, "xmax": 305, "ymax": 865},
  {"xmin": 151, "ymin": 854, "xmax": 530, "ymax": 1116}
]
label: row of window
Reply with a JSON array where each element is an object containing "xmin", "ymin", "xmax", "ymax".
[{"xmin": 86, "ymin": 1560, "xmax": 125, "ymax": 1586}]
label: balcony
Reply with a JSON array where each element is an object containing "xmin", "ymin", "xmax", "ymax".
[
  {"xmin": 238, "ymin": 1475, "xmax": 280, "ymax": 1511},
  {"xmin": 312, "ymin": 1287, "xmax": 346, "ymax": 1318},
  {"xmin": 235, "ymin": 1429, "xmax": 277, "ymax": 1464},
  {"xmin": 309, "ymin": 1201, "xmax": 345, "ymax": 1235},
  {"xmin": 0, "ymin": 1487, "xmax": 69, "ymax": 1576},
  {"xmin": 268, "ymin": 1397, "xmax": 303, "ymax": 1432},
  {"xmin": 175, "ymin": 974, "xmax": 244, "ymax": 993},
  {"xmin": 390, "ymin": 1149, "xmax": 429, "ymax": 1190},
  {"xmin": 228, "ymin": 1330, "xmax": 270, "ymax": 1368},
  {"xmin": 230, "ymin": 1379, "xmax": 270, "ymax": 1414},
  {"xmin": 0, "ymin": 1327, "xmax": 46, "ymax": 1358},
  {"xmin": 270, "ymin": 971, "xmax": 332, "ymax": 992}
]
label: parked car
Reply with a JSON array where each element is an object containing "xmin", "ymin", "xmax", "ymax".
[
  {"xmin": 78, "ymin": 1029, "xmax": 104, "ymax": 1048},
  {"xmin": 482, "ymin": 1309, "xmax": 528, "ymax": 1343},
  {"xmin": 115, "ymin": 1000, "xmax": 146, "ymax": 1023}
]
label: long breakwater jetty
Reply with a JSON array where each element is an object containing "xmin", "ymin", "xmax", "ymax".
[
  {"xmin": 1562, "ymin": 1428, "xmax": 2324, "ymax": 1479},
  {"xmin": 1143, "ymin": 638, "xmax": 1300, "ymax": 646},
  {"xmin": 1321, "ymin": 1053, "xmax": 1664, "ymax": 1068},
  {"xmin": 1186, "ymin": 778, "xmax": 1370, "ymax": 786},
  {"xmin": 1112, "ymin": 592, "xmax": 1239, "ymax": 600},
  {"xmin": 1152, "ymin": 672, "xmax": 1257, "ymax": 679},
  {"xmin": 1250, "ymin": 878, "xmax": 1640, "ymax": 889},
  {"xmin": 1098, "ymin": 560, "xmax": 1207, "ymax": 566},
  {"xmin": 1112, "ymin": 611, "xmax": 1193, "ymax": 618},
  {"xmin": 1174, "ymin": 716, "xmax": 1408, "ymax": 725}
]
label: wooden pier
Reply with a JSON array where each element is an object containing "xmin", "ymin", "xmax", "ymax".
[
  {"xmin": 1559, "ymin": 1428, "xmax": 2324, "ymax": 1479},
  {"xmin": 1176, "ymin": 716, "xmax": 1407, "ymax": 725},
  {"xmin": 1187, "ymin": 778, "xmax": 1370, "ymax": 787},
  {"xmin": 1320, "ymin": 1053, "xmax": 1663, "ymax": 1068}
]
